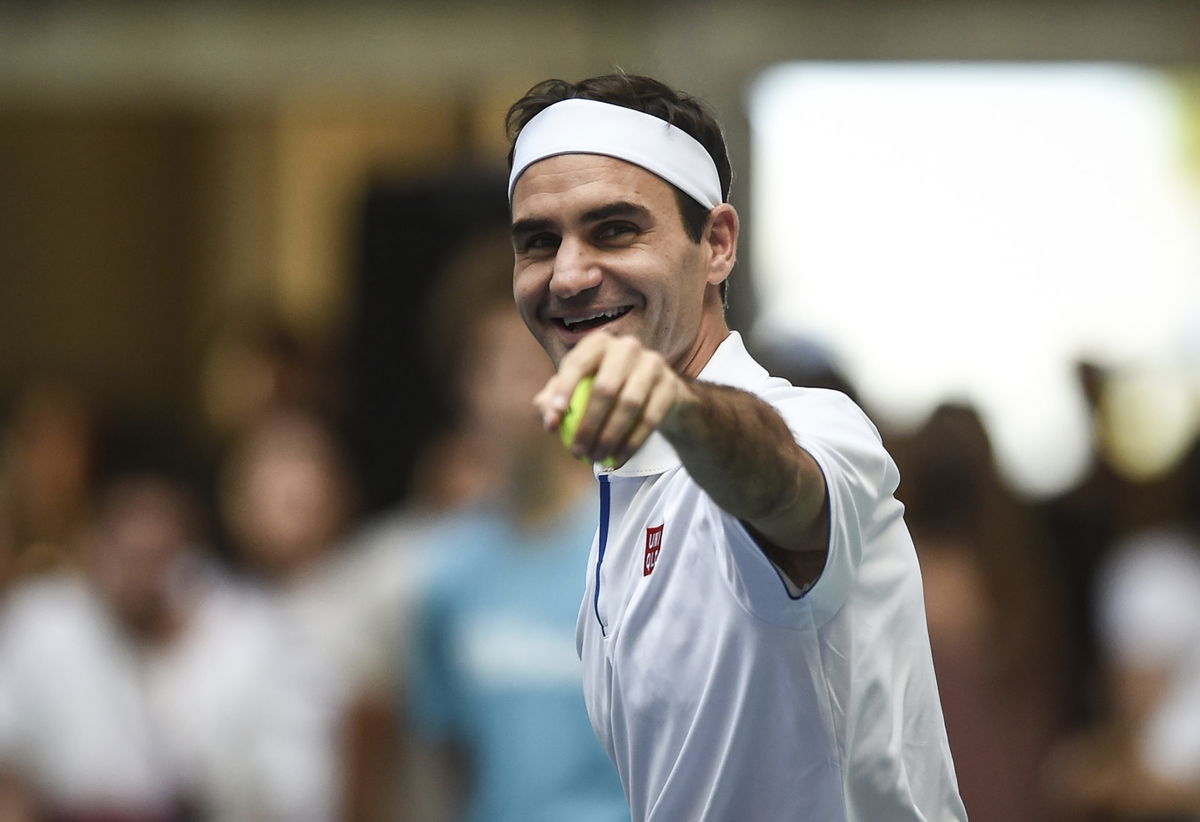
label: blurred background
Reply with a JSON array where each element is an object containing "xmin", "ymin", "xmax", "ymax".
[{"xmin": 1, "ymin": 1, "xmax": 1199, "ymax": 820}]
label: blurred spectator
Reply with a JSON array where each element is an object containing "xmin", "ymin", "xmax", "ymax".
[
  {"xmin": 894, "ymin": 402, "xmax": 1069, "ymax": 822},
  {"xmin": 1, "ymin": 379, "xmax": 96, "ymax": 576},
  {"xmin": 1040, "ymin": 361, "xmax": 1138, "ymax": 728},
  {"xmin": 220, "ymin": 409, "xmax": 356, "ymax": 585},
  {"xmin": 219, "ymin": 407, "xmax": 434, "ymax": 821},
  {"xmin": 1049, "ymin": 439, "xmax": 1200, "ymax": 821},
  {"xmin": 0, "ymin": 469, "xmax": 339, "ymax": 821},
  {"xmin": 405, "ymin": 230, "xmax": 629, "ymax": 822}
]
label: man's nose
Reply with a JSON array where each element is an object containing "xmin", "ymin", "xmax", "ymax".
[{"xmin": 549, "ymin": 236, "xmax": 602, "ymax": 298}]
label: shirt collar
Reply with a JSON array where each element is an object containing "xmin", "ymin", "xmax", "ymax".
[
  {"xmin": 694, "ymin": 330, "xmax": 768, "ymax": 392},
  {"xmin": 597, "ymin": 331, "xmax": 763, "ymax": 478}
]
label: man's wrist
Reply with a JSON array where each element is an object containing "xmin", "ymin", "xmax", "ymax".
[{"xmin": 659, "ymin": 377, "xmax": 705, "ymax": 444}]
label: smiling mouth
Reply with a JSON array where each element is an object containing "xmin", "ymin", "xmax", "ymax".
[{"xmin": 557, "ymin": 306, "xmax": 633, "ymax": 333}]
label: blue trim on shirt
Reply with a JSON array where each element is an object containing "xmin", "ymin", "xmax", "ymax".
[{"xmin": 594, "ymin": 474, "xmax": 611, "ymax": 636}]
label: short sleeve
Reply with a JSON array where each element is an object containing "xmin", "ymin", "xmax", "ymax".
[
  {"xmin": 772, "ymin": 388, "xmax": 900, "ymax": 627},
  {"xmin": 712, "ymin": 387, "xmax": 901, "ymax": 629}
]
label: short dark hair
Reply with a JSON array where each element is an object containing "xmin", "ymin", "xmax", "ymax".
[{"xmin": 506, "ymin": 73, "xmax": 734, "ymax": 249}]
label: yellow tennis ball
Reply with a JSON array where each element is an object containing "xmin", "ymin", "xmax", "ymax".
[
  {"xmin": 559, "ymin": 375, "xmax": 593, "ymax": 449},
  {"xmin": 559, "ymin": 376, "xmax": 617, "ymax": 468}
]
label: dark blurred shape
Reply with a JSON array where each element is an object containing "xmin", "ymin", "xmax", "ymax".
[
  {"xmin": 893, "ymin": 402, "xmax": 1069, "ymax": 822},
  {"xmin": 343, "ymin": 168, "xmax": 509, "ymax": 514},
  {"xmin": 1039, "ymin": 361, "xmax": 1138, "ymax": 731},
  {"xmin": 900, "ymin": 403, "xmax": 995, "ymax": 539}
]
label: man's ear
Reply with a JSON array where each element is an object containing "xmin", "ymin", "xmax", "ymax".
[{"xmin": 705, "ymin": 203, "xmax": 739, "ymax": 286}]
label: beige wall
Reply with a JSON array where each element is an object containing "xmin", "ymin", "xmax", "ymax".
[{"xmin": 0, "ymin": 111, "xmax": 203, "ymax": 418}]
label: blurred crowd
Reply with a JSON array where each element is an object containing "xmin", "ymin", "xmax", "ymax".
[{"xmin": 0, "ymin": 227, "xmax": 1196, "ymax": 822}]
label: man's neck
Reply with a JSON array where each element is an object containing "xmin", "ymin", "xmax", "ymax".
[{"xmin": 676, "ymin": 309, "xmax": 730, "ymax": 380}]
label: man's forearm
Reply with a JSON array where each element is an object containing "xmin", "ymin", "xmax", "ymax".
[{"xmin": 660, "ymin": 381, "xmax": 827, "ymax": 553}]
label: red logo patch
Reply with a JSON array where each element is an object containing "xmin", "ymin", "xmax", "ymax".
[{"xmin": 644, "ymin": 524, "xmax": 663, "ymax": 576}]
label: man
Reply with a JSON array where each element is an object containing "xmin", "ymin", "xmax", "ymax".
[{"xmin": 506, "ymin": 74, "xmax": 968, "ymax": 821}]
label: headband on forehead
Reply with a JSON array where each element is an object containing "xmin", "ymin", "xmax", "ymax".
[{"xmin": 508, "ymin": 98, "xmax": 722, "ymax": 210}]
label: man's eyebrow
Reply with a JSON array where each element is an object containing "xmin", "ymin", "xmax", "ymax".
[
  {"xmin": 511, "ymin": 217, "xmax": 554, "ymax": 241},
  {"xmin": 580, "ymin": 201, "xmax": 651, "ymax": 224}
]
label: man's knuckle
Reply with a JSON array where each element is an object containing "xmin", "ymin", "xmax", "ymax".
[
  {"xmin": 590, "ymin": 381, "xmax": 617, "ymax": 403},
  {"xmin": 617, "ymin": 395, "xmax": 642, "ymax": 416}
]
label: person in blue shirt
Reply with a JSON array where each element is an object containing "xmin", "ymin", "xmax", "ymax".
[{"xmin": 407, "ymin": 230, "xmax": 628, "ymax": 822}]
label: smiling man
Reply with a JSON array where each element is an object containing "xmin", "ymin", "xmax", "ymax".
[{"xmin": 506, "ymin": 74, "xmax": 968, "ymax": 822}]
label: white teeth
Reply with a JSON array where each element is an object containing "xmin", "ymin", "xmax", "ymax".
[{"xmin": 563, "ymin": 308, "xmax": 627, "ymax": 329}]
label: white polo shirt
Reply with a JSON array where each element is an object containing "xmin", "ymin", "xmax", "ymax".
[{"xmin": 576, "ymin": 332, "xmax": 967, "ymax": 822}]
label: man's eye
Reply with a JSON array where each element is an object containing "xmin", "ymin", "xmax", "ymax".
[
  {"xmin": 524, "ymin": 234, "xmax": 560, "ymax": 251},
  {"xmin": 596, "ymin": 222, "xmax": 636, "ymax": 241}
]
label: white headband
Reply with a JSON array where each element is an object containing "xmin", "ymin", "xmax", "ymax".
[{"xmin": 508, "ymin": 98, "xmax": 722, "ymax": 210}]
